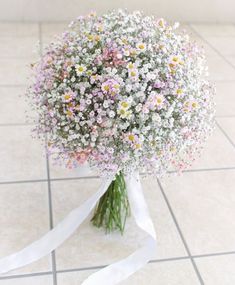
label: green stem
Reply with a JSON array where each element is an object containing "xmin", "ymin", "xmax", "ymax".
[{"xmin": 91, "ymin": 171, "xmax": 130, "ymax": 234}]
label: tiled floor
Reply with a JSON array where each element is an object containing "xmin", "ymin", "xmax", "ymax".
[{"xmin": 0, "ymin": 22, "xmax": 235, "ymax": 285}]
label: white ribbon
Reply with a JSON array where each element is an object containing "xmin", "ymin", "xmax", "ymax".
[{"xmin": 0, "ymin": 172, "xmax": 156, "ymax": 284}]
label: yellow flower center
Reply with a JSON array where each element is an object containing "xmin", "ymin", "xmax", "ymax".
[
  {"xmin": 64, "ymin": 94, "xmax": 71, "ymax": 100},
  {"xmin": 172, "ymin": 56, "xmax": 179, "ymax": 62},
  {"xmin": 121, "ymin": 102, "xmax": 129, "ymax": 108},
  {"xmin": 138, "ymin": 44, "xmax": 145, "ymax": 50},
  {"xmin": 97, "ymin": 26, "xmax": 103, "ymax": 32},
  {"xmin": 135, "ymin": 143, "xmax": 141, "ymax": 149},
  {"xmin": 77, "ymin": 66, "xmax": 84, "ymax": 72},
  {"xmin": 159, "ymin": 19, "xmax": 165, "ymax": 28},
  {"xmin": 104, "ymin": 85, "xmax": 110, "ymax": 91},
  {"xmin": 87, "ymin": 34, "xmax": 94, "ymax": 41},
  {"xmin": 128, "ymin": 134, "xmax": 135, "ymax": 142},
  {"xmin": 176, "ymin": 89, "xmax": 183, "ymax": 95},
  {"xmin": 130, "ymin": 71, "xmax": 136, "ymax": 77},
  {"xmin": 113, "ymin": 84, "xmax": 120, "ymax": 89},
  {"xmin": 120, "ymin": 109, "xmax": 126, "ymax": 115},
  {"xmin": 67, "ymin": 110, "xmax": 73, "ymax": 116}
]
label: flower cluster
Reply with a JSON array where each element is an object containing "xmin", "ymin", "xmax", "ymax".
[{"xmin": 27, "ymin": 10, "xmax": 215, "ymax": 176}]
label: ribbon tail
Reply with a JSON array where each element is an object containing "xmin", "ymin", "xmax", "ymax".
[
  {"xmin": 82, "ymin": 172, "xmax": 157, "ymax": 285},
  {"xmin": 0, "ymin": 177, "xmax": 112, "ymax": 275}
]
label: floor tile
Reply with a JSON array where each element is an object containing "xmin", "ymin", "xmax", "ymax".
[
  {"xmin": 0, "ymin": 86, "xmax": 35, "ymax": 124},
  {"xmin": 195, "ymin": 254, "xmax": 235, "ymax": 285},
  {"xmin": 205, "ymin": 37, "xmax": 235, "ymax": 56},
  {"xmin": 206, "ymin": 56, "xmax": 235, "ymax": 81},
  {"xmin": 0, "ymin": 23, "xmax": 39, "ymax": 37},
  {"xmin": 0, "ymin": 125, "xmax": 47, "ymax": 182},
  {"xmin": 41, "ymin": 22, "xmax": 69, "ymax": 47},
  {"xmin": 41, "ymin": 22, "xmax": 69, "ymax": 37},
  {"xmin": 49, "ymin": 160, "xmax": 96, "ymax": 179},
  {"xmin": 214, "ymin": 81, "xmax": 235, "ymax": 117},
  {"xmin": 0, "ymin": 275, "xmax": 53, "ymax": 285},
  {"xmin": 0, "ymin": 58, "xmax": 32, "ymax": 85},
  {"xmin": 225, "ymin": 56, "xmax": 235, "ymax": 68},
  {"xmin": 190, "ymin": 24, "xmax": 235, "ymax": 37},
  {"xmin": 187, "ymin": 33, "xmax": 219, "ymax": 58},
  {"xmin": 0, "ymin": 182, "xmax": 51, "ymax": 276},
  {"xmin": 51, "ymin": 178, "xmax": 186, "ymax": 270},
  {"xmin": 191, "ymin": 125, "xmax": 235, "ymax": 170},
  {"xmin": 0, "ymin": 37, "xmax": 39, "ymax": 59},
  {"xmin": 57, "ymin": 260, "xmax": 200, "ymax": 285},
  {"xmin": 217, "ymin": 117, "xmax": 235, "ymax": 145},
  {"xmin": 162, "ymin": 170, "xmax": 235, "ymax": 255}
]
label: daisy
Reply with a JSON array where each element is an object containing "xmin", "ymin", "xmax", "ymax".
[
  {"xmin": 136, "ymin": 42, "xmax": 146, "ymax": 52},
  {"xmin": 75, "ymin": 64, "xmax": 87, "ymax": 76}
]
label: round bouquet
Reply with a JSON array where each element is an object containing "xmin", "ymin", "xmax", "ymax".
[{"xmin": 27, "ymin": 10, "xmax": 215, "ymax": 233}]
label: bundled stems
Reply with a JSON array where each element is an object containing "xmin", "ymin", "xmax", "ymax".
[{"xmin": 91, "ymin": 172, "xmax": 130, "ymax": 234}]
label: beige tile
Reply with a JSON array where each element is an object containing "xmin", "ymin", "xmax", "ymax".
[
  {"xmin": 51, "ymin": 178, "xmax": 186, "ymax": 270},
  {"xmin": 0, "ymin": 275, "xmax": 53, "ymax": 285},
  {"xmin": 41, "ymin": 23, "xmax": 69, "ymax": 47},
  {"xmin": 57, "ymin": 260, "xmax": 200, "ymax": 285},
  {"xmin": 196, "ymin": 255, "xmax": 235, "ymax": 285},
  {"xmin": 0, "ymin": 23, "xmax": 39, "ymax": 37},
  {"xmin": 0, "ymin": 37, "xmax": 39, "ymax": 59},
  {"xmin": 0, "ymin": 58, "xmax": 32, "ymax": 85},
  {"xmin": 188, "ymin": 34, "xmax": 219, "ymax": 58},
  {"xmin": 206, "ymin": 56, "xmax": 235, "ymax": 81},
  {"xmin": 191, "ymin": 125, "xmax": 235, "ymax": 170},
  {"xmin": 205, "ymin": 37, "xmax": 235, "ymax": 56},
  {"xmin": 217, "ymin": 117, "xmax": 235, "ymax": 144},
  {"xmin": 0, "ymin": 182, "xmax": 51, "ymax": 276},
  {"xmin": 162, "ymin": 170, "xmax": 235, "ymax": 255},
  {"xmin": 214, "ymin": 82, "xmax": 235, "ymax": 117},
  {"xmin": 49, "ymin": 160, "xmax": 96, "ymax": 179},
  {"xmin": 41, "ymin": 23, "xmax": 69, "ymax": 37},
  {"xmin": 0, "ymin": 125, "xmax": 46, "ymax": 182},
  {"xmin": 225, "ymin": 56, "xmax": 235, "ymax": 68},
  {"xmin": 191, "ymin": 24, "xmax": 235, "ymax": 37},
  {"xmin": 177, "ymin": 24, "xmax": 195, "ymax": 35},
  {"xmin": 0, "ymin": 86, "xmax": 36, "ymax": 124}
]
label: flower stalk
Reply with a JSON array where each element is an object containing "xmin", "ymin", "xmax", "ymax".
[{"xmin": 91, "ymin": 172, "xmax": 130, "ymax": 234}]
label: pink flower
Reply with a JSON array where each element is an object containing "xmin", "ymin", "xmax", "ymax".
[
  {"xmin": 101, "ymin": 79, "xmax": 120, "ymax": 98},
  {"xmin": 101, "ymin": 47, "xmax": 125, "ymax": 67}
]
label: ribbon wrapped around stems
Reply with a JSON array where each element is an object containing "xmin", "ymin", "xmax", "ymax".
[{"xmin": 0, "ymin": 172, "xmax": 157, "ymax": 284}]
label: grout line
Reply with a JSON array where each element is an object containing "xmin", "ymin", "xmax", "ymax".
[
  {"xmin": 180, "ymin": 166, "xmax": 235, "ymax": 173},
  {"xmin": 0, "ymin": 271, "xmax": 53, "ymax": 281},
  {"xmin": 1, "ymin": 166, "xmax": 235, "ymax": 186},
  {"xmin": 39, "ymin": 20, "xmax": 57, "ymax": 285},
  {"xmin": 157, "ymin": 179, "xmax": 205, "ymax": 285},
  {"xmin": 193, "ymin": 251, "xmax": 235, "ymax": 259},
  {"xmin": 216, "ymin": 120, "xmax": 235, "ymax": 148},
  {"xmin": 189, "ymin": 24, "xmax": 235, "ymax": 70},
  {"xmin": 0, "ymin": 178, "xmax": 48, "ymax": 185},
  {"xmin": 2, "ymin": 249, "xmax": 235, "ymax": 280}
]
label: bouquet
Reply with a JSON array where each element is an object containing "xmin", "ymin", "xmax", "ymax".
[
  {"xmin": 27, "ymin": 10, "xmax": 215, "ymax": 234},
  {"xmin": 0, "ymin": 10, "xmax": 215, "ymax": 284}
]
